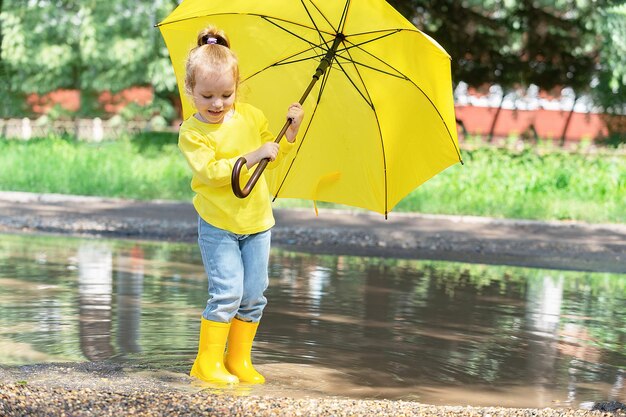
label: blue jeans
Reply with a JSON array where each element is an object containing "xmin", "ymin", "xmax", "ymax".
[{"xmin": 197, "ymin": 217, "xmax": 270, "ymax": 323}]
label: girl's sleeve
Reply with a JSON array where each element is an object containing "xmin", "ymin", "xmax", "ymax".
[{"xmin": 178, "ymin": 129, "xmax": 250, "ymax": 188}]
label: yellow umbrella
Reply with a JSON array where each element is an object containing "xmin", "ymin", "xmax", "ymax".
[{"xmin": 157, "ymin": 0, "xmax": 462, "ymax": 217}]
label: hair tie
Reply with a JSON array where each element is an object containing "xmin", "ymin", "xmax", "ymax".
[
  {"xmin": 202, "ymin": 35, "xmax": 222, "ymax": 46},
  {"xmin": 199, "ymin": 33, "xmax": 228, "ymax": 48}
]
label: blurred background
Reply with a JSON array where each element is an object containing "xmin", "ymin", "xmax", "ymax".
[{"xmin": 0, "ymin": 0, "xmax": 624, "ymax": 144}]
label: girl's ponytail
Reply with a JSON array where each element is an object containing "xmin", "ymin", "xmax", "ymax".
[{"xmin": 184, "ymin": 26, "xmax": 239, "ymax": 97}]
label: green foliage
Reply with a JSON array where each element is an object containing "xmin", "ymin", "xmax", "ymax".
[
  {"xmin": 130, "ymin": 130, "xmax": 178, "ymax": 154},
  {"xmin": 118, "ymin": 97, "xmax": 176, "ymax": 122},
  {"xmin": 512, "ymin": 0, "xmax": 596, "ymax": 92},
  {"xmin": 0, "ymin": 67, "xmax": 29, "ymax": 117},
  {"xmin": 0, "ymin": 0, "xmax": 177, "ymax": 117},
  {"xmin": 1, "ymin": 1, "xmax": 81, "ymax": 93},
  {"xmin": 592, "ymin": 2, "xmax": 626, "ymax": 136},
  {"xmin": 0, "ymin": 0, "xmax": 176, "ymax": 94}
]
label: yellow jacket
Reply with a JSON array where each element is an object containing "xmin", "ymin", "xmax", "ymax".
[{"xmin": 178, "ymin": 102, "xmax": 294, "ymax": 234}]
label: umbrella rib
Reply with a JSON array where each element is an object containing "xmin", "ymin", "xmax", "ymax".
[
  {"xmin": 341, "ymin": 36, "xmax": 462, "ymax": 162},
  {"xmin": 272, "ymin": 101, "xmax": 320, "ymax": 201},
  {"xmin": 338, "ymin": 0, "xmax": 351, "ymax": 34},
  {"xmin": 272, "ymin": 53, "xmax": 326, "ymax": 67},
  {"xmin": 304, "ymin": 0, "xmax": 339, "ymax": 33},
  {"xmin": 261, "ymin": 16, "xmax": 331, "ymax": 50},
  {"xmin": 157, "ymin": 12, "xmax": 330, "ymax": 35},
  {"xmin": 343, "ymin": 30, "xmax": 401, "ymax": 55},
  {"xmin": 347, "ymin": 27, "xmax": 421, "ymax": 39},
  {"xmin": 241, "ymin": 45, "xmax": 327, "ymax": 84},
  {"xmin": 333, "ymin": 60, "xmax": 374, "ymax": 109},
  {"xmin": 272, "ymin": 68, "xmax": 333, "ymax": 200},
  {"xmin": 335, "ymin": 53, "xmax": 406, "ymax": 80},
  {"xmin": 299, "ymin": 0, "xmax": 332, "ymax": 46},
  {"xmin": 335, "ymin": 46, "xmax": 388, "ymax": 216},
  {"xmin": 341, "ymin": 31, "xmax": 405, "ymax": 77}
]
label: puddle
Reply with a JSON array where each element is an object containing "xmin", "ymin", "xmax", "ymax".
[{"xmin": 0, "ymin": 232, "xmax": 624, "ymax": 408}]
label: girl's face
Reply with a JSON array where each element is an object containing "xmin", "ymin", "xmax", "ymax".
[{"xmin": 192, "ymin": 67, "xmax": 237, "ymax": 124}]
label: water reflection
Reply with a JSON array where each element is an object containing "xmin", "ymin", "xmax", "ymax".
[
  {"xmin": 77, "ymin": 243, "xmax": 114, "ymax": 361},
  {"xmin": 116, "ymin": 245, "xmax": 143, "ymax": 355},
  {"xmin": 0, "ymin": 233, "xmax": 624, "ymax": 408},
  {"xmin": 525, "ymin": 275, "xmax": 563, "ymax": 405}
]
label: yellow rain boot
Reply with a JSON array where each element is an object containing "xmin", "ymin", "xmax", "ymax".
[
  {"xmin": 224, "ymin": 318, "xmax": 265, "ymax": 384},
  {"xmin": 190, "ymin": 318, "xmax": 239, "ymax": 384}
]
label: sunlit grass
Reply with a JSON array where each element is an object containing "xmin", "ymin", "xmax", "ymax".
[
  {"xmin": 1, "ymin": 134, "xmax": 624, "ymax": 223},
  {"xmin": 0, "ymin": 133, "xmax": 191, "ymax": 201},
  {"xmin": 393, "ymin": 147, "xmax": 626, "ymax": 223}
]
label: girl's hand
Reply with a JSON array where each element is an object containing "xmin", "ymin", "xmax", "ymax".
[
  {"xmin": 285, "ymin": 103, "xmax": 304, "ymax": 143},
  {"xmin": 258, "ymin": 141, "xmax": 279, "ymax": 161},
  {"xmin": 244, "ymin": 142, "xmax": 279, "ymax": 169}
]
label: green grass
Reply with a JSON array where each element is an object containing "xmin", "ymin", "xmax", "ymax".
[
  {"xmin": 0, "ymin": 133, "xmax": 191, "ymax": 201},
  {"xmin": 394, "ymin": 146, "xmax": 626, "ymax": 223},
  {"xmin": 1, "ymin": 134, "xmax": 624, "ymax": 223}
]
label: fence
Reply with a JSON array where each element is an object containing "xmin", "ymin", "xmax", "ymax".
[{"xmin": 0, "ymin": 117, "xmax": 173, "ymax": 141}]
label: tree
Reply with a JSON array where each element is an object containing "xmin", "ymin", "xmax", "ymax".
[
  {"xmin": 511, "ymin": 0, "xmax": 597, "ymax": 144},
  {"xmin": 593, "ymin": 2, "xmax": 626, "ymax": 142},
  {"xmin": 0, "ymin": 0, "xmax": 178, "ymax": 118}
]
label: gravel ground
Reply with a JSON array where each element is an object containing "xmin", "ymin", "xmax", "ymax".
[
  {"xmin": 1, "ymin": 361, "xmax": 624, "ymax": 417},
  {"xmin": 1, "ymin": 382, "xmax": 624, "ymax": 417},
  {"xmin": 1, "ymin": 191, "xmax": 625, "ymax": 416}
]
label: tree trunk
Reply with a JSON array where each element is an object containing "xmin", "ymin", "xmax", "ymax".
[
  {"xmin": 527, "ymin": 123, "xmax": 539, "ymax": 143},
  {"xmin": 488, "ymin": 94, "xmax": 505, "ymax": 143},
  {"xmin": 456, "ymin": 117, "xmax": 468, "ymax": 141},
  {"xmin": 560, "ymin": 93, "xmax": 578, "ymax": 147}
]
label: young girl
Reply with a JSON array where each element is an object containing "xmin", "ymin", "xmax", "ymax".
[{"xmin": 179, "ymin": 26, "xmax": 304, "ymax": 385}]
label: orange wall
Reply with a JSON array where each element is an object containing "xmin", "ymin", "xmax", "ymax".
[
  {"xmin": 455, "ymin": 105, "xmax": 610, "ymax": 141},
  {"xmin": 26, "ymin": 87, "xmax": 154, "ymax": 116},
  {"xmin": 22, "ymin": 88, "xmax": 620, "ymax": 142}
]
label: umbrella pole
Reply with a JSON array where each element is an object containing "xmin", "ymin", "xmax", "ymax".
[{"xmin": 232, "ymin": 35, "xmax": 344, "ymax": 198}]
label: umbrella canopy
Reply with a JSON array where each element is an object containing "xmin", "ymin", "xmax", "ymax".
[{"xmin": 158, "ymin": 0, "xmax": 462, "ymax": 216}]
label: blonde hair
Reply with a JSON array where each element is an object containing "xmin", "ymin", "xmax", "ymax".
[{"xmin": 184, "ymin": 26, "xmax": 239, "ymax": 96}]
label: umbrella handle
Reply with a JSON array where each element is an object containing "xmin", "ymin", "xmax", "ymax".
[
  {"xmin": 231, "ymin": 118, "xmax": 292, "ymax": 198},
  {"xmin": 231, "ymin": 157, "xmax": 268, "ymax": 198}
]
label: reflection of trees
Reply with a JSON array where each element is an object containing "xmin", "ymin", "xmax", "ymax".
[
  {"xmin": 78, "ymin": 243, "xmax": 114, "ymax": 361},
  {"xmin": 559, "ymin": 273, "xmax": 626, "ymax": 403},
  {"xmin": 115, "ymin": 245, "xmax": 144, "ymax": 354},
  {"xmin": 265, "ymin": 251, "xmax": 625, "ymax": 401},
  {"xmin": 525, "ymin": 274, "xmax": 563, "ymax": 404},
  {"xmin": 360, "ymin": 264, "xmax": 395, "ymax": 384}
]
